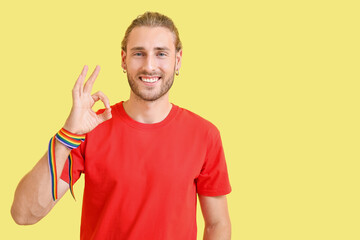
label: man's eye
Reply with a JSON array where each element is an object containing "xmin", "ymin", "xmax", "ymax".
[
  {"xmin": 158, "ymin": 52, "xmax": 167, "ymax": 57},
  {"xmin": 134, "ymin": 52, "xmax": 143, "ymax": 56}
]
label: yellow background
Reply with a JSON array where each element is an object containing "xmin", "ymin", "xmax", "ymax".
[{"xmin": 1, "ymin": 0, "xmax": 359, "ymax": 239}]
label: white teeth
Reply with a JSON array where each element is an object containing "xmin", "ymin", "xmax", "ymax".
[{"xmin": 141, "ymin": 77, "xmax": 159, "ymax": 83}]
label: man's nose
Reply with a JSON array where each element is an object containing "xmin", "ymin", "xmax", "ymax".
[{"xmin": 144, "ymin": 55, "xmax": 156, "ymax": 72}]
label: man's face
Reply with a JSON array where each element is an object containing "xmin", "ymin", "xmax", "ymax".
[{"xmin": 122, "ymin": 26, "xmax": 182, "ymax": 102}]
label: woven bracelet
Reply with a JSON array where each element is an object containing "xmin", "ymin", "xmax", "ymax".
[{"xmin": 48, "ymin": 128, "xmax": 85, "ymax": 201}]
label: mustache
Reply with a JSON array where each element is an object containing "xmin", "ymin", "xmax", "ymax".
[{"xmin": 136, "ymin": 71, "xmax": 164, "ymax": 77}]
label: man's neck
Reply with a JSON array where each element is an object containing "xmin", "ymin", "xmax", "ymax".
[{"xmin": 122, "ymin": 92, "xmax": 173, "ymax": 124}]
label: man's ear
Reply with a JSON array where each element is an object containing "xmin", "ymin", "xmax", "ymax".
[
  {"xmin": 121, "ymin": 50, "xmax": 127, "ymax": 70},
  {"xmin": 175, "ymin": 50, "xmax": 182, "ymax": 71}
]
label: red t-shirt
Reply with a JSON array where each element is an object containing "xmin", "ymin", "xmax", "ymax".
[{"xmin": 61, "ymin": 101, "xmax": 231, "ymax": 240}]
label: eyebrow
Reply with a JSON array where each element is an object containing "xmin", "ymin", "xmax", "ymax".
[{"xmin": 130, "ymin": 46, "xmax": 171, "ymax": 51}]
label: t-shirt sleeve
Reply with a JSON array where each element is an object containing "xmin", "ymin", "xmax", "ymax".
[
  {"xmin": 196, "ymin": 128, "xmax": 232, "ymax": 196},
  {"xmin": 60, "ymin": 137, "xmax": 86, "ymax": 184}
]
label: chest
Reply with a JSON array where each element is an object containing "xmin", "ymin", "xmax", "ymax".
[{"xmin": 84, "ymin": 128, "xmax": 207, "ymax": 191}]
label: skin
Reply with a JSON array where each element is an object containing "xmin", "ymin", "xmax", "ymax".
[
  {"xmin": 11, "ymin": 65, "xmax": 112, "ymax": 224},
  {"xmin": 11, "ymin": 26, "xmax": 231, "ymax": 239},
  {"xmin": 121, "ymin": 26, "xmax": 182, "ymax": 124},
  {"xmin": 124, "ymin": 26, "xmax": 177, "ymax": 102}
]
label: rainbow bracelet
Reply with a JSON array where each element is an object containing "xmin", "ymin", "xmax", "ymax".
[{"xmin": 48, "ymin": 128, "xmax": 85, "ymax": 201}]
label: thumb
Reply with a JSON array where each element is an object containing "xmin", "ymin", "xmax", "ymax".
[{"xmin": 97, "ymin": 108, "xmax": 112, "ymax": 124}]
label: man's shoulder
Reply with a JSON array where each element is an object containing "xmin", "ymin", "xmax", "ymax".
[{"xmin": 176, "ymin": 105, "xmax": 220, "ymax": 136}]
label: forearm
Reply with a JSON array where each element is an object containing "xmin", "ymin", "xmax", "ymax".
[
  {"xmin": 203, "ymin": 222, "xmax": 231, "ymax": 240},
  {"xmin": 11, "ymin": 65, "xmax": 111, "ymax": 225},
  {"xmin": 11, "ymin": 140, "xmax": 70, "ymax": 225}
]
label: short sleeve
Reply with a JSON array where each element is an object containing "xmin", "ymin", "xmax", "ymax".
[
  {"xmin": 196, "ymin": 129, "xmax": 232, "ymax": 196},
  {"xmin": 60, "ymin": 137, "xmax": 86, "ymax": 184}
]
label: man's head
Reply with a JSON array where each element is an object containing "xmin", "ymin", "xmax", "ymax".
[
  {"xmin": 121, "ymin": 12, "xmax": 182, "ymax": 102},
  {"xmin": 121, "ymin": 12, "xmax": 182, "ymax": 53}
]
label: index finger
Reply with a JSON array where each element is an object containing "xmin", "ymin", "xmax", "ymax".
[{"xmin": 83, "ymin": 65, "xmax": 101, "ymax": 94}]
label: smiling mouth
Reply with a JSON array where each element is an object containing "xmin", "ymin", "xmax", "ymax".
[{"xmin": 139, "ymin": 76, "xmax": 161, "ymax": 83}]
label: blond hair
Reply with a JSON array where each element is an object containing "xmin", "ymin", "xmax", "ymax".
[{"xmin": 121, "ymin": 12, "xmax": 182, "ymax": 52}]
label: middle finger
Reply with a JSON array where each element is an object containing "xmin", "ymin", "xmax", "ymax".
[{"xmin": 83, "ymin": 65, "xmax": 101, "ymax": 94}]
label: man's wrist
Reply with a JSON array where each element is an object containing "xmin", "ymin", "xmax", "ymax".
[{"xmin": 62, "ymin": 124, "xmax": 82, "ymax": 135}]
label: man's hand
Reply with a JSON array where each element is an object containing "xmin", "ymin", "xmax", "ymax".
[
  {"xmin": 63, "ymin": 65, "xmax": 112, "ymax": 135},
  {"xmin": 10, "ymin": 65, "xmax": 112, "ymax": 225}
]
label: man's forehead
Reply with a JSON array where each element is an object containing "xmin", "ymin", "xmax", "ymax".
[
  {"xmin": 126, "ymin": 26, "xmax": 176, "ymax": 51},
  {"xmin": 130, "ymin": 46, "xmax": 171, "ymax": 51}
]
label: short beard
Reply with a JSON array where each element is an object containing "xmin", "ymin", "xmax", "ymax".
[{"xmin": 127, "ymin": 70, "xmax": 175, "ymax": 102}]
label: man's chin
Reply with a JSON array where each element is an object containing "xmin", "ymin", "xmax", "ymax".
[{"xmin": 134, "ymin": 90, "xmax": 169, "ymax": 102}]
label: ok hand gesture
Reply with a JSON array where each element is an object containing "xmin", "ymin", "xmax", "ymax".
[{"xmin": 63, "ymin": 65, "xmax": 112, "ymax": 135}]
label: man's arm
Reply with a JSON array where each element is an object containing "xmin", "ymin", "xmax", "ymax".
[
  {"xmin": 11, "ymin": 147, "xmax": 71, "ymax": 225},
  {"xmin": 10, "ymin": 65, "xmax": 112, "ymax": 225},
  {"xmin": 199, "ymin": 194, "xmax": 231, "ymax": 240}
]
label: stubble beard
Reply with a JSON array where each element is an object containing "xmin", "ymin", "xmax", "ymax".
[{"xmin": 127, "ymin": 69, "xmax": 175, "ymax": 102}]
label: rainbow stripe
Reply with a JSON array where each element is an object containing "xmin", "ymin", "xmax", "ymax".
[
  {"xmin": 48, "ymin": 137, "xmax": 58, "ymax": 200},
  {"xmin": 68, "ymin": 154, "xmax": 75, "ymax": 200},
  {"xmin": 61, "ymin": 128, "xmax": 86, "ymax": 141},
  {"xmin": 48, "ymin": 128, "xmax": 85, "ymax": 201},
  {"xmin": 56, "ymin": 129, "xmax": 84, "ymax": 149}
]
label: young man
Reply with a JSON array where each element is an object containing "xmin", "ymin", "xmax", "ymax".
[{"xmin": 11, "ymin": 12, "xmax": 232, "ymax": 240}]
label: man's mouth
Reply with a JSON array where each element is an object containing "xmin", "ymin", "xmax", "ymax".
[{"xmin": 139, "ymin": 76, "xmax": 161, "ymax": 83}]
